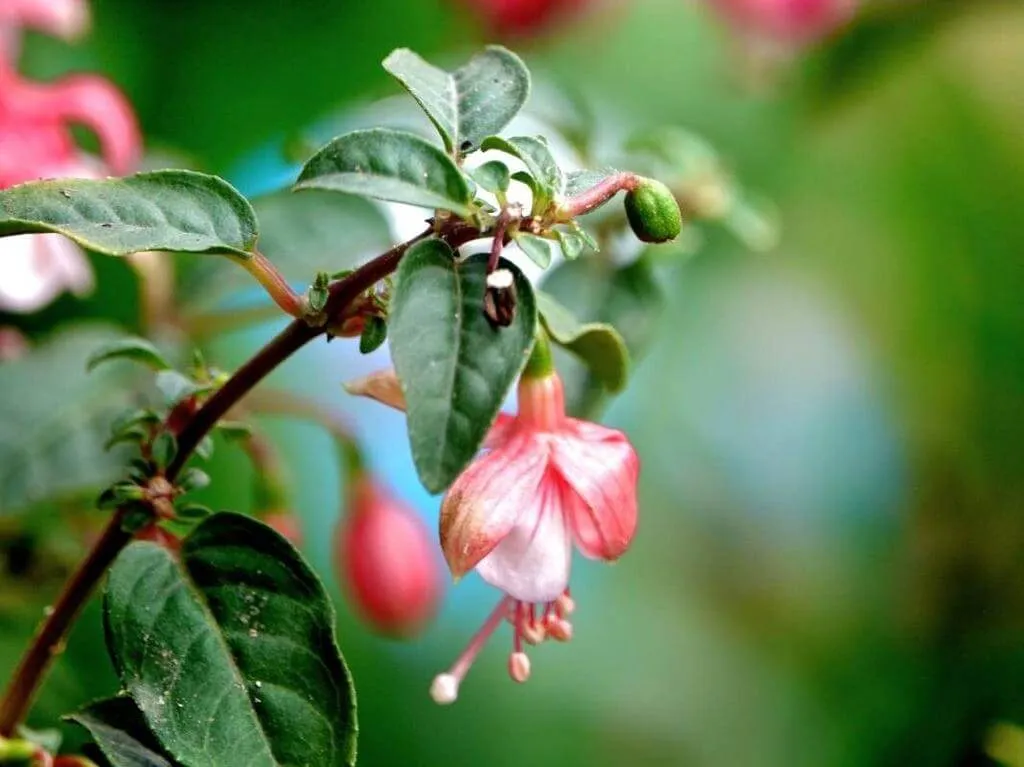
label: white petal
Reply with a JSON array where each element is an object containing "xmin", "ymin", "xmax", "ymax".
[
  {"xmin": 476, "ymin": 476, "xmax": 571, "ymax": 603},
  {"xmin": 0, "ymin": 235, "xmax": 65, "ymax": 312}
]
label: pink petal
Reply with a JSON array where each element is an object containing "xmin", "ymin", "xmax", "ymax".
[
  {"xmin": 551, "ymin": 420, "xmax": 639, "ymax": 561},
  {"xmin": 0, "ymin": 0, "xmax": 89, "ymax": 39},
  {"xmin": 0, "ymin": 233, "xmax": 91, "ymax": 312},
  {"xmin": 46, "ymin": 75, "xmax": 140, "ymax": 174},
  {"xmin": 476, "ymin": 473, "xmax": 572, "ymax": 603},
  {"xmin": 439, "ymin": 433, "xmax": 549, "ymax": 579},
  {"xmin": 344, "ymin": 368, "xmax": 407, "ymax": 412},
  {"xmin": 482, "ymin": 412, "xmax": 516, "ymax": 449}
]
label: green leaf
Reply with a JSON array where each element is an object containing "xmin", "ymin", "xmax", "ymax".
[
  {"xmin": 104, "ymin": 512, "xmax": 357, "ymax": 767},
  {"xmin": 215, "ymin": 421, "xmax": 253, "ymax": 441},
  {"xmin": 176, "ymin": 467, "xmax": 210, "ymax": 493},
  {"xmin": 86, "ymin": 337, "xmax": 171, "ymax": 373},
  {"xmin": 389, "ymin": 240, "xmax": 537, "ymax": 493},
  {"xmin": 154, "ymin": 370, "xmax": 210, "ymax": 406},
  {"xmin": 295, "ymin": 128, "xmax": 473, "ymax": 216},
  {"xmin": 514, "ymin": 232, "xmax": 557, "ymax": 269},
  {"xmin": 0, "ymin": 326, "xmax": 138, "ymax": 514},
  {"xmin": 536, "ymin": 292, "xmax": 630, "ymax": 392},
  {"xmin": 0, "ymin": 171, "xmax": 257, "ymax": 257},
  {"xmin": 472, "ymin": 161, "xmax": 511, "ymax": 195},
  {"xmin": 382, "ymin": 46, "xmax": 530, "ymax": 155},
  {"xmin": 150, "ymin": 432, "xmax": 177, "ymax": 469},
  {"xmin": 541, "ymin": 256, "xmax": 664, "ymax": 417},
  {"xmin": 359, "ymin": 316, "xmax": 388, "ymax": 354},
  {"xmin": 67, "ymin": 697, "xmax": 177, "ymax": 767},
  {"xmin": 554, "ymin": 229, "xmax": 586, "ymax": 259},
  {"xmin": 480, "ymin": 136, "xmax": 564, "ymax": 211}
]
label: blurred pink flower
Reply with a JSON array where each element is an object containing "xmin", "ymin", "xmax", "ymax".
[
  {"xmin": 335, "ymin": 476, "xmax": 443, "ymax": 639},
  {"xmin": 708, "ymin": 0, "xmax": 858, "ymax": 45},
  {"xmin": 0, "ymin": 24, "xmax": 140, "ymax": 313},
  {"xmin": 0, "ymin": 0, "xmax": 89, "ymax": 42},
  {"xmin": 456, "ymin": 0, "xmax": 591, "ymax": 38}
]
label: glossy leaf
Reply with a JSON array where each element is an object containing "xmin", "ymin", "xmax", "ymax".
[
  {"xmin": 537, "ymin": 292, "xmax": 629, "ymax": 392},
  {"xmin": 0, "ymin": 171, "xmax": 257, "ymax": 257},
  {"xmin": 541, "ymin": 255, "xmax": 663, "ymax": 417},
  {"xmin": 86, "ymin": 337, "xmax": 171, "ymax": 373},
  {"xmin": 382, "ymin": 46, "xmax": 530, "ymax": 155},
  {"xmin": 295, "ymin": 128, "xmax": 473, "ymax": 216},
  {"xmin": 481, "ymin": 136, "xmax": 564, "ymax": 211},
  {"xmin": 359, "ymin": 316, "xmax": 388, "ymax": 354},
  {"xmin": 104, "ymin": 512, "xmax": 357, "ymax": 767},
  {"xmin": 514, "ymin": 232, "xmax": 557, "ymax": 269},
  {"xmin": 0, "ymin": 326, "xmax": 138, "ymax": 514},
  {"xmin": 389, "ymin": 240, "xmax": 537, "ymax": 493},
  {"xmin": 67, "ymin": 697, "xmax": 177, "ymax": 767}
]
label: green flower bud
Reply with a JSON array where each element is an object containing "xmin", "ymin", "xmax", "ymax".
[{"xmin": 624, "ymin": 178, "xmax": 682, "ymax": 244}]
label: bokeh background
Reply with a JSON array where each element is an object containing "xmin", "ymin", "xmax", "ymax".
[{"xmin": 3, "ymin": 0, "xmax": 1024, "ymax": 765}]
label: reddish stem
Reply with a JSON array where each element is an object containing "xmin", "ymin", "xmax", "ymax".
[{"xmin": 556, "ymin": 171, "xmax": 640, "ymax": 221}]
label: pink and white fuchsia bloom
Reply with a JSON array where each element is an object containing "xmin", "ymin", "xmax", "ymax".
[
  {"xmin": 346, "ymin": 362, "xmax": 639, "ymax": 703},
  {"xmin": 0, "ymin": 0, "xmax": 140, "ymax": 313}
]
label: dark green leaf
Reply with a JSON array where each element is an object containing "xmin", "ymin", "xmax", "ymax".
[
  {"xmin": 0, "ymin": 326, "xmax": 138, "ymax": 514},
  {"xmin": 150, "ymin": 432, "xmax": 177, "ymax": 469},
  {"xmin": 480, "ymin": 136, "xmax": 564, "ymax": 211},
  {"xmin": 0, "ymin": 171, "xmax": 257, "ymax": 257},
  {"xmin": 67, "ymin": 697, "xmax": 177, "ymax": 767},
  {"xmin": 359, "ymin": 316, "xmax": 388, "ymax": 354},
  {"xmin": 295, "ymin": 128, "xmax": 473, "ymax": 216},
  {"xmin": 472, "ymin": 161, "xmax": 511, "ymax": 195},
  {"xmin": 175, "ymin": 503, "xmax": 212, "ymax": 520},
  {"xmin": 382, "ymin": 46, "xmax": 530, "ymax": 155},
  {"xmin": 104, "ymin": 426, "xmax": 148, "ymax": 451},
  {"xmin": 389, "ymin": 240, "xmax": 537, "ymax": 493},
  {"xmin": 307, "ymin": 272, "xmax": 330, "ymax": 314},
  {"xmin": 514, "ymin": 232, "xmax": 556, "ymax": 269},
  {"xmin": 87, "ymin": 338, "xmax": 171, "ymax": 373},
  {"xmin": 541, "ymin": 256, "xmax": 663, "ymax": 417},
  {"xmin": 537, "ymin": 292, "xmax": 629, "ymax": 392},
  {"xmin": 215, "ymin": 421, "xmax": 253, "ymax": 441},
  {"xmin": 104, "ymin": 512, "xmax": 357, "ymax": 767}
]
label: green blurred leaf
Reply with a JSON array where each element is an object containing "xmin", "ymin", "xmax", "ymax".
[
  {"xmin": 104, "ymin": 512, "xmax": 357, "ymax": 767},
  {"xmin": 153, "ymin": 370, "xmax": 207, "ymax": 406},
  {"xmin": 86, "ymin": 337, "xmax": 171, "ymax": 373},
  {"xmin": 67, "ymin": 697, "xmax": 177, "ymax": 767},
  {"xmin": 537, "ymin": 292, "xmax": 630, "ymax": 393},
  {"xmin": 0, "ymin": 326, "xmax": 137, "ymax": 514},
  {"xmin": 389, "ymin": 240, "xmax": 536, "ymax": 493},
  {"xmin": 481, "ymin": 136, "xmax": 564, "ymax": 211},
  {"xmin": 181, "ymin": 189, "xmax": 392, "ymax": 311},
  {"xmin": 564, "ymin": 168, "xmax": 618, "ymax": 199},
  {"xmin": 295, "ymin": 128, "xmax": 473, "ymax": 216},
  {"xmin": 382, "ymin": 46, "xmax": 530, "ymax": 155},
  {"xmin": 541, "ymin": 256, "xmax": 663, "ymax": 417},
  {"xmin": 514, "ymin": 232, "xmax": 556, "ymax": 269},
  {"xmin": 554, "ymin": 228, "xmax": 586, "ymax": 259},
  {"xmin": 0, "ymin": 171, "xmax": 257, "ymax": 257}
]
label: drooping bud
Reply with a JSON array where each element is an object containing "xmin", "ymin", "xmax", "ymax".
[
  {"xmin": 624, "ymin": 178, "xmax": 683, "ymax": 244},
  {"xmin": 335, "ymin": 478, "xmax": 442, "ymax": 638},
  {"xmin": 483, "ymin": 268, "xmax": 517, "ymax": 328}
]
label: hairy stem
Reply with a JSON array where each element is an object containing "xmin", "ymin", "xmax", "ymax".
[
  {"xmin": 0, "ymin": 509, "xmax": 132, "ymax": 736},
  {"xmin": 237, "ymin": 250, "xmax": 305, "ymax": 319}
]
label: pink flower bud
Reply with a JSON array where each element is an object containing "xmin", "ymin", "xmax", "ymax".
[
  {"xmin": 335, "ymin": 478, "xmax": 442, "ymax": 639},
  {"xmin": 707, "ymin": 0, "xmax": 858, "ymax": 45}
]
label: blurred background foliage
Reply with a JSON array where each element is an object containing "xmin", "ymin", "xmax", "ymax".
[{"xmin": 3, "ymin": 0, "xmax": 1024, "ymax": 765}]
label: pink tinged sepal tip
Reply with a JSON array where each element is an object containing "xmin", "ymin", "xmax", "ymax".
[{"xmin": 343, "ymin": 367, "xmax": 407, "ymax": 412}]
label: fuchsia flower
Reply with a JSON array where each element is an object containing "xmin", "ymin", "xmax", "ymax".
[
  {"xmin": 0, "ymin": 0, "xmax": 140, "ymax": 313},
  {"xmin": 347, "ymin": 356, "xmax": 639, "ymax": 702},
  {"xmin": 707, "ymin": 0, "xmax": 858, "ymax": 45},
  {"xmin": 335, "ymin": 477, "xmax": 443, "ymax": 638}
]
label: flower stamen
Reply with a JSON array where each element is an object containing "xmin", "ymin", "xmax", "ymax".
[{"xmin": 430, "ymin": 597, "xmax": 511, "ymax": 705}]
